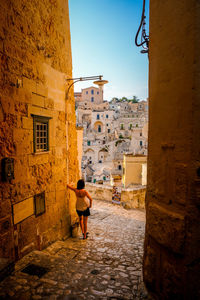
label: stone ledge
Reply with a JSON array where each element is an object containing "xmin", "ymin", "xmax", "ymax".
[{"xmin": 85, "ymin": 183, "xmax": 146, "ymax": 209}]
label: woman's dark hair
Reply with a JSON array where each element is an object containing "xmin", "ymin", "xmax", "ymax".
[{"xmin": 77, "ymin": 179, "xmax": 85, "ymax": 190}]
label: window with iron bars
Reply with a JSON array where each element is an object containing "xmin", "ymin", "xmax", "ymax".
[{"xmin": 32, "ymin": 115, "xmax": 51, "ymax": 153}]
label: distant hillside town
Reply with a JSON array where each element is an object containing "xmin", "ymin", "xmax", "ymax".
[{"xmin": 75, "ymin": 86, "xmax": 148, "ymax": 186}]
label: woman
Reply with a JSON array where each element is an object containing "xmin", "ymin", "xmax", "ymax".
[{"xmin": 67, "ymin": 179, "xmax": 93, "ymax": 239}]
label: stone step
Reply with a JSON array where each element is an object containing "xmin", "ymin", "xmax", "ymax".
[{"xmin": 0, "ymin": 258, "xmax": 15, "ymax": 282}]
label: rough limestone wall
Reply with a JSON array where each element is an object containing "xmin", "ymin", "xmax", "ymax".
[
  {"xmin": 0, "ymin": 0, "xmax": 78, "ymax": 260},
  {"xmin": 86, "ymin": 184, "xmax": 113, "ymax": 202},
  {"xmin": 121, "ymin": 189, "xmax": 146, "ymax": 209},
  {"xmin": 144, "ymin": 0, "xmax": 200, "ymax": 299},
  {"xmin": 85, "ymin": 183, "xmax": 146, "ymax": 209}
]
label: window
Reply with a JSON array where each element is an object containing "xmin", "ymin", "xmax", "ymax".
[
  {"xmin": 91, "ymin": 97, "xmax": 94, "ymax": 102},
  {"xmin": 91, "ymin": 89, "xmax": 94, "ymax": 95},
  {"xmin": 86, "ymin": 91, "xmax": 88, "ymax": 94},
  {"xmin": 120, "ymin": 124, "xmax": 124, "ymax": 130},
  {"xmin": 87, "ymin": 141, "xmax": 91, "ymax": 146},
  {"xmin": 140, "ymin": 132, "xmax": 142, "ymax": 136},
  {"xmin": 97, "ymin": 114, "xmax": 100, "ymax": 120},
  {"xmin": 140, "ymin": 141, "xmax": 143, "ymax": 146},
  {"xmin": 103, "ymin": 176, "xmax": 106, "ymax": 180},
  {"xmin": 129, "ymin": 124, "xmax": 133, "ymax": 129},
  {"xmin": 99, "ymin": 160, "xmax": 102, "ymax": 163},
  {"xmin": 97, "ymin": 91, "xmax": 99, "ymax": 95},
  {"xmin": 34, "ymin": 192, "xmax": 45, "ymax": 217},
  {"xmin": 108, "ymin": 129, "xmax": 110, "ymax": 133},
  {"xmin": 106, "ymin": 124, "xmax": 109, "ymax": 126},
  {"xmin": 106, "ymin": 114, "xmax": 108, "ymax": 118},
  {"xmin": 98, "ymin": 125, "xmax": 101, "ymax": 133},
  {"xmin": 118, "ymin": 165, "xmax": 122, "ymax": 170},
  {"xmin": 32, "ymin": 115, "xmax": 51, "ymax": 153},
  {"xmin": 136, "ymin": 124, "xmax": 138, "ymax": 127}
]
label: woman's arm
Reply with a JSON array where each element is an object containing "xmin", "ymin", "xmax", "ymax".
[
  {"xmin": 85, "ymin": 191, "xmax": 93, "ymax": 208},
  {"xmin": 67, "ymin": 184, "xmax": 76, "ymax": 192}
]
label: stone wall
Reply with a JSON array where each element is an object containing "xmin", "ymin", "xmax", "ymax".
[
  {"xmin": 144, "ymin": 0, "xmax": 200, "ymax": 299},
  {"xmin": 85, "ymin": 183, "xmax": 146, "ymax": 209},
  {"xmin": 0, "ymin": 0, "xmax": 79, "ymax": 261}
]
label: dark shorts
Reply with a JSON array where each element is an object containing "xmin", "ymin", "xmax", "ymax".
[{"xmin": 76, "ymin": 208, "xmax": 90, "ymax": 217}]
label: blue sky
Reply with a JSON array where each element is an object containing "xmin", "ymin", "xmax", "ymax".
[{"xmin": 69, "ymin": 0, "xmax": 149, "ymax": 101}]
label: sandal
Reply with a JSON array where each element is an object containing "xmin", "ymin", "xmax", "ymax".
[{"xmin": 82, "ymin": 232, "xmax": 89, "ymax": 239}]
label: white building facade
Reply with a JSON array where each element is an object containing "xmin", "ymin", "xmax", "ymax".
[{"xmin": 76, "ymin": 87, "xmax": 148, "ymax": 184}]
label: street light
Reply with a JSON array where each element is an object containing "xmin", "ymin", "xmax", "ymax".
[
  {"xmin": 66, "ymin": 75, "xmax": 108, "ymax": 99},
  {"xmin": 135, "ymin": 0, "xmax": 149, "ymax": 54}
]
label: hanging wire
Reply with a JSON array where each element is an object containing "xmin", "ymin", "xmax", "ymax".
[{"xmin": 135, "ymin": 0, "xmax": 149, "ymax": 54}]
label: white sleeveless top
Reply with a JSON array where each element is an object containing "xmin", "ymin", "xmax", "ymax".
[{"xmin": 76, "ymin": 194, "xmax": 89, "ymax": 211}]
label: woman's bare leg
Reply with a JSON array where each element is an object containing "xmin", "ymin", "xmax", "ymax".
[
  {"xmin": 79, "ymin": 216, "xmax": 83, "ymax": 234},
  {"xmin": 83, "ymin": 216, "xmax": 88, "ymax": 239}
]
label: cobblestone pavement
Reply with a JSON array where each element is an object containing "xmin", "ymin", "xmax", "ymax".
[{"xmin": 0, "ymin": 200, "xmax": 149, "ymax": 300}]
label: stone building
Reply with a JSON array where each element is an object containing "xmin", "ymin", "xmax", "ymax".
[
  {"xmin": 122, "ymin": 154, "xmax": 147, "ymax": 187},
  {"xmin": 0, "ymin": 0, "xmax": 78, "ymax": 261},
  {"xmin": 76, "ymin": 87, "xmax": 148, "ymax": 184}
]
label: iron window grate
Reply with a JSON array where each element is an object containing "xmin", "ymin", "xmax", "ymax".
[
  {"xmin": 31, "ymin": 115, "xmax": 51, "ymax": 153},
  {"xmin": 36, "ymin": 122, "xmax": 48, "ymax": 151}
]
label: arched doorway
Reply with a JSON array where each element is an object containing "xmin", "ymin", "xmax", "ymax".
[{"xmin": 94, "ymin": 121, "xmax": 104, "ymax": 133}]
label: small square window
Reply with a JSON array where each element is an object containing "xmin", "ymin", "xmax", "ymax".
[
  {"xmin": 34, "ymin": 192, "xmax": 45, "ymax": 217},
  {"xmin": 32, "ymin": 115, "xmax": 51, "ymax": 153}
]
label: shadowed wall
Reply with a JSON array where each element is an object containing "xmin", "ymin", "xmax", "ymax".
[{"xmin": 144, "ymin": 0, "xmax": 200, "ymax": 299}]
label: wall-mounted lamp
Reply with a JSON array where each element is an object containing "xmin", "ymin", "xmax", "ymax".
[
  {"xmin": 66, "ymin": 75, "xmax": 107, "ymax": 99},
  {"xmin": 135, "ymin": 0, "xmax": 149, "ymax": 55}
]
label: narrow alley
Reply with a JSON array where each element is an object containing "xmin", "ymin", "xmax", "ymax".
[{"xmin": 0, "ymin": 200, "xmax": 148, "ymax": 300}]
